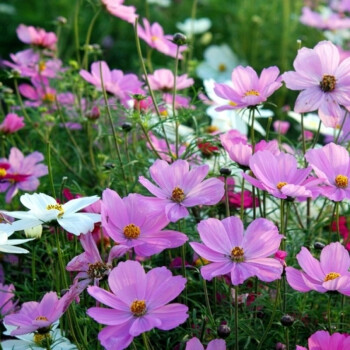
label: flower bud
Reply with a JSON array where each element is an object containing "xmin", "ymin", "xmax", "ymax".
[
  {"xmin": 122, "ymin": 122, "xmax": 132, "ymax": 132},
  {"xmin": 87, "ymin": 106, "xmax": 100, "ymax": 120},
  {"xmin": 24, "ymin": 225, "xmax": 43, "ymax": 239},
  {"xmin": 172, "ymin": 33, "xmax": 187, "ymax": 46},
  {"xmin": 220, "ymin": 168, "xmax": 231, "ymax": 176},
  {"xmin": 217, "ymin": 324, "xmax": 231, "ymax": 338},
  {"xmin": 314, "ymin": 242, "xmax": 325, "ymax": 250},
  {"xmin": 280, "ymin": 314, "xmax": 294, "ymax": 327}
]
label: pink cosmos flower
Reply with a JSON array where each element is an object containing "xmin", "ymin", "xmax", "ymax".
[
  {"xmin": 286, "ymin": 242, "xmax": 350, "ymax": 296},
  {"xmin": 0, "ymin": 148, "xmax": 48, "ymax": 203},
  {"xmin": 213, "ymin": 65, "xmax": 282, "ymax": 110},
  {"xmin": 273, "ymin": 120, "xmax": 290, "ymax": 135},
  {"xmin": 101, "ymin": 0, "xmax": 137, "ymax": 24},
  {"xmin": 137, "ymin": 18, "xmax": 186, "ymax": 59},
  {"xmin": 66, "ymin": 232, "xmax": 129, "ymax": 289},
  {"xmin": 101, "ymin": 189, "xmax": 188, "ymax": 256},
  {"xmin": 305, "ymin": 142, "xmax": 350, "ymax": 201},
  {"xmin": 80, "ymin": 61, "xmax": 144, "ymax": 106},
  {"xmin": 185, "ymin": 337, "xmax": 226, "ymax": 350},
  {"xmin": 0, "ymin": 283, "xmax": 17, "ymax": 318},
  {"xmin": 139, "ymin": 159, "xmax": 225, "ymax": 222},
  {"xmin": 87, "ymin": 260, "xmax": 188, "ymax": 350},
  {"xmin": 4, "ymin": 291, "xmax": 73, "ymax": 335},
  {"xmin": 283, "ymin": 41, "xmax": 350, "ymax": 127},
  {"xmin": 147, "ymin": 69, "xmax": 194, "ymax": 92},
  {"xmin": 242, "ymin": 150, "xmax": 321, "ymax": 200},
  {"xmin": 16, "ymin": 24, "xmax": 57, "ymax": 50},
  {"xmin": 296, "ymin": 330, "xmax": 350, "ymax": 350},
  {"xmin": 190, "ymin": 217, "xmax": 283, "ymax": 285},
  {"xmin": 0, "ymin": 113, "xmax": 25, "ymax": 134}
]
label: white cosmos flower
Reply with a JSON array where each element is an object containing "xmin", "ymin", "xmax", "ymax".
[
  {"xmin": 0, "ymin": 231, "xmax": 33, "ymax": 254},
  {"xmin": 197, "ymin": 44, "xmax": 240, "ymax": 82},
  {"xmin": 204, "ymin": 79, "xmax": 273, "ymax": 136},
  {"xmin": 2, "ymin": 322, "xmax": 77, "ymax": 350},
  {"xmin": 2, "ymin": 193, "xmax": 100, "ymax": 236},
  {"xmin": 147, "ymin": 0, "xmax": 171, "ymax": 7},
  {"xmin": 176, "ymin": 18, "xmax": 212, "ymax": 35}
]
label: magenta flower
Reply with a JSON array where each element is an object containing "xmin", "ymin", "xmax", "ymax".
[
  {"xmin": 273, "ymin": 120, "xmax": 290, "ymax": 135},
  {"xmin": 213, "ymin": 65, "xmax": 282, "ymax": 110},
  {"xmin": 190, "ymin": 217, "xmax": 283, "ymax": 285},
  {"xmin": 296, "ymin": 330, "xmax": 350, "ymax": 350},
  {"xmin": 101, "ymin": 189, "xmax": 187, "ymax": 256},
  {"xmin": 0, "ymin": 148, "xmax": 48, "ymax": 203},
  {"xmin": 80, "ymin": 61, "xmax": 144, "ymax": 105},
  {"xmin": 0, "ymin": 283, "xmax": 17, "ymax": 318},
  {"xmin": 185, "ymin": 337, "xmax": 226, "ymax": 350},
  {"xmin": 0, "ymin": 113, "xmax": 25, "ymax": 134},
  {"xmin": 101, "ymin": 0, "xmax": 137, "ymax": 24},
  {"xmin": 242, "ymin": 150, "xmax": 321, "ymax": 200},
  {"xmin": 137, "ymin": 18, "xmax": 186, "ymax": 59},
  {"xmin": 4, "ymin": 292, "xmax": 69, "ymax": 335},
  {"xmin": 147, "ymin": 69, "xmax": 194, "ymax": 92},
  {"xmin": 66, "ymin": 232, "xmax": 129, "ymax": 289},
  {"xmin": 283, "ymin": 41, "xmax": 350, "ymax": 127},
  {"xmin": 139, "ymin": 159, "xmax": 225, "ymax": 222},
  {"xmin": 16, "ymin": 24, "xmax": 57, "ymax": 50},
  {"xmin": 286, "ymin": 242, "xmax": 350, "ymax": 296},
  {"xmin": 87, "ymin": 260, "xmax": 188, "ymax": 350},
  {"xmin": 305, "ymin": 142, "xmax": 350, "ymax": 201}
]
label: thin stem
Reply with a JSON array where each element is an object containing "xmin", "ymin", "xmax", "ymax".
[
  {"xmin": 328, "ymin": 293, "xmax": 332, "ymax": 334},
  {"xmin": 240, "ymin": 177, "xmax": 245, "ymax": 220},
  {"xmin": 224, "ymin": 176, "xmax": 230, "ymax": 218},
  {"xmin": 300, "ymin": 113, "xmax": 306, "ymax": 158},
  {"xmin": 74, "ymin": 0, "xmax": 81, "ymax": 65},
  {"xmin": 142, "ymin": 332, "xmax": 151, "ymax": 350},
  {"xmin": 335, "ymin": 201, "xmax": 340, "ymax": 242},
  {"xmin": 311, "ymin": 120, "xmax": 322, "ymax": 149},
  {"xmin": 202, "ymin": 278, "xmax": 213, "ymax": 320},
  {"xmin": 99, "ymin": 62, "xmax": 128, "ymax": 194},
  {"xmin": 173, "ymin": 45, "xmax": 180, "ymax": 158},
  {"xmin": 250, "ymin": 108, "xmax": 256, "ymax": 153},
  {"xmin": 234, "ymin": 285, "xmax": 239, "ymax": 350}
]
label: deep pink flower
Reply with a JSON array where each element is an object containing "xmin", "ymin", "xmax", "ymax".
[
  {"xmin": 286, "ymin": 242, "xmax": 350, "ymax": 295},
  {"xmin": 305, "ymin": 142, "xmax": 350, "ymax": 201},
  {"xmin": 213, "ymin": 65, "xmax": 282, "ymax": 110},
  {"xmin": 273, "ymin": 120, "xmax": 290, "ymax": 135},
  {"xmin": 16, "ymin": 24, "xmax": 57, "ymax": 50},
  {"xmin": 190, "ymin": 217, "xmax": 283, "ymax": 285},
  {"xmin": 283, "ymin": 41, "xmax": 350, "ymax": 127},
  {"xmin": 0, "ymin": 113, "xmax": 25, "ymax": 134},
  {"xmin": 139, "ymin": 159, "xmax": 225, "ymax": 222},
  {"xmin": 80, "ymin": 61, "xmax": 144, "ymax": 106},
  {"xmin": 101, "ymin": 0, "xmax": 137, "ymax": 24},
  {"xmin": 242, "ymin": 150, "xmax": 321, "ymax": 200},
  {"xmin": 137, "ymin": 18, "xmax": 186, "ymax": 59},
  {"xmin": 296, "ymin": 330, "xmax": 350, "ymax": 350},
  {"xmin": 0, "ymin": 283, "xmax": 17, "ymax": 318},
  {"xmin": 101, "ymin": 189, "xmax": 188, "ymax": 255},
  {"xmin": 331, "ymin": 216, "xmax": 350, "ymax": 251},
  {"xmin": 66, "ymin": 232, "xmax": 129, "ymax": 289},
  {"xmin": 147, "ymin": 69, "xmax": 194, "ymax": 92},
  {"xmin": 185, "ymin": 337, "xmax": 226, "ymax": 350},
  {"xmin": 0, "ymin": 148, "xmax": 48, "ymax": 203},
  {"xmin": 87, "ymin": 260, "xmax": 188, "ymax": 350}
]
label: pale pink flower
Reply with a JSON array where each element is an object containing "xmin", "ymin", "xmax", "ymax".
[
  {"xmin": 147, "ymin": 69, "xmax": 194, "ymax": 92},
  {"xmin": 16, "ymin": 24, "xmax": 57, "ymax": 50},
  {"xmin": 101, "ymin": 0, "xmax": 137, "ymax": 24},
  {"xmin": 273, "ymin": 120, "xmax": 290, "ymax": 135}
]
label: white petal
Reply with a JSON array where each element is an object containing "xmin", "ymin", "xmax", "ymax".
[
  {"xmin": 62, "ymin": 196, "xmax": 99, "ymax": 214},
  {"xmin": 0, "ymin": 245, "xmax": 29, "ymax": 254},
  {"xmin": 58, "ymin": 213, "xmax": 98, "ymax": 235}
]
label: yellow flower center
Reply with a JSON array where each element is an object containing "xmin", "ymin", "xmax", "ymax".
[
  {"xmin": 34, "ymin": 333, "xmax": 51, "ymax": 346},
  {"xmin": 324, "ymin": 272, "xmax": 341, "ymax": 282},
  {"xmin": 277, "ymin": 182, "xmax": 288, "ymax": 190},
  {"xmin": 123, "ymin": 224, "xmax": 141, "ymax": 239},
  {"xmin": 194, "ymin": 257, "xmax": 210, "ymax": 266},
  {"xmin": 0, "ymin": 168, "xmax": 7, "ymax": 177},
  {"xmin": 39, "ymin": 61, "xmax": 46, "ymax": 72},
  {"xmin": 244, "ymin": 90, "xmax": 260, "ymax": 96},
  {"xmin": 171, "ymin": 187, "xmax": 185, "ymax": 203},
  {"xmin": 229, "ymin": 101, "xmax": 237, "ymax": 106},
  {"xmin": 46, "ymin": 203, "xmax": 64, "ymax": 217},
  {"xmin": 231, "ymin": 246, "xmax": 244, "ymax": 262},
  {"xmin": 130, "ymin": 300, "xmax": 146, "ymax": 316},
  {"xmin": 35, "ymin": 316, "xmax": 49, "ymax": 321},
  {"xmin": 206, "ymin": 125, "xmax": 219, "ymax": 133},
  {"xmin": 87, "ymin": 261, "xmax": 111, "ymax": 279},
  {"xmin": 218, "ymin": 63, "xmax": 227, "ymax": 72},
  {"xmin": 320, "ymin": 74, "xmax": 336, "ymax": 92},
  {"xmin": 43, "ymin": 92, "xmax": 56, "ymax": 103},
  {"xmin": 151, "ymin": 36, "xmax": 159, "ymax": 42},
  {"xmin": 335, "ymin": 174, "xmax": 348, "ymax": 188},
  {"xmin": 160, "ymin": 109, "xmax": 168, "ymax": 117}
]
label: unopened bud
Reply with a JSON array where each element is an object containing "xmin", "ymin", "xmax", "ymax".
[
  {"xmin": 172, "ymin": 33, "xmax": 187, "ymax": 46},
  {"xmin": 87, "ymin": 106, "xmax": 100, "ymax": 120},
  {"xmin": 24, "ymin": 225, "xmax": 43, "ymax": 239},
  {"xmin": 217, "ymin": 324, "xmax": 231, "ymax": 338},
  {"xmin": 280, "ymin": 314, "xmax": 294, "ymax": 327},
  {"xmin": 122, "ymin": 122, "xmax": 132, "ymax": 132},
  {"xmin": 314, "ymin": 242, "xmax": 325, "ymax": 250},
  {"xmin": 220, "ymin": 168, "xmax": 231, "ymax": 176}
]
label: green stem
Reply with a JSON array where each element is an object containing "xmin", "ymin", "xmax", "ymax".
[
  {"xmin": 234, "ymin": 285, "xmax": 239, "ymax": 350},
  {"xmin": 173, "ymin": 45, "xmax": 180, "ymax": 158},
  {"xmin": 74, "ymin": 0, "xmax": 81, "ymax": 65},
  {"xmin": 250, "ymin": 108, "xmax": 256, "ymax": 153},
  {"xmin": 142, "ymin": 332, "xmax": 151, "ymax": 350},
  {"xmin": 240, "ymin": 177, "xmax": 245, "ymax": 220},
  {"xmin": 335, "ymin": 201, "xmax": 340, "ymax": 242},
  {"xmin": 202, "ymin": 278, "xmax": 213, "ymax": 320},
  {"xmin": 224, "ymin": 176, "xmax": 230, "ymax": 218},
  {"xmin": 300, "ymin": 113, "xmax": 306, "ymax": 159},
  {"xmin": 328, "ymin": 293, "xmax": 332, "ymax": 334}
]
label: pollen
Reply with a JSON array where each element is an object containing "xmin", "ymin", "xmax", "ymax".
[
  {"xmin": 320, "ymin": 74, "xmax": 336, "ymax": 92},
  {"xmin": 151, "ymin": 36, "xmax": 159, "ymax": 42},
  {"xmin": 335, "ymin": 174, "xmax": 348, "ymax": 188},
  {"xmin": 160, "ymin": 109, "xmax": 168, "ymax": 117},
  {"xmin": 324, "ymin": 272, "xmax": 341, "ymax": 282},
  {"xmin": 130, "ymin": 300, "xmax": 146, "ymax": 316},
  {"xmin": 123, "ymin": 223, "xmax": 141, "ymax": 239},
  {"xmin": 231, "ymin": 246, "xmax": 244, "ymax": 262},
  {"xmin": 0, "ymin": 168, "xmax": 7, "ymax": 177},
  {"xmin": 39, "ymin": 61, "xmax": 46, "ymax": 72},
  {"xmin": 206, "ymin": 125, "xmax": 219, "ymax": 133},
  {"xmin": 43, "ymin": 93, "xmax": 56, "ymax": 103},
  {"xmin": 277, "ymin": 182, "xmax": 288, "ymax": 190},
  {"xmin": 218, "ymin": 63, "xmax": 227, "ymax": 72},
  {"xmin": 171, "ymin": 187, "xmax": 185, "ymax": 203},
  {"xmin": 35, "ymin": 316, "xmax": 49, "ymax": 321},
  {"xmin": 34, "ymin": 332, "xmax": 51, "ymax": 346},
  {"xmin": 229, "ymin": 101, "xmax": 237, "ymax": 106},
  {"xmin": 87, "ymin": 261, "xmax": 111, "ymax": 279},
  {"xmin": 46, "ymin": 203, "xmax": 64, "ymax": 217},
  {"xmin": 244, "ymin": 90, "xmax": 260, "ymax": 96}
]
